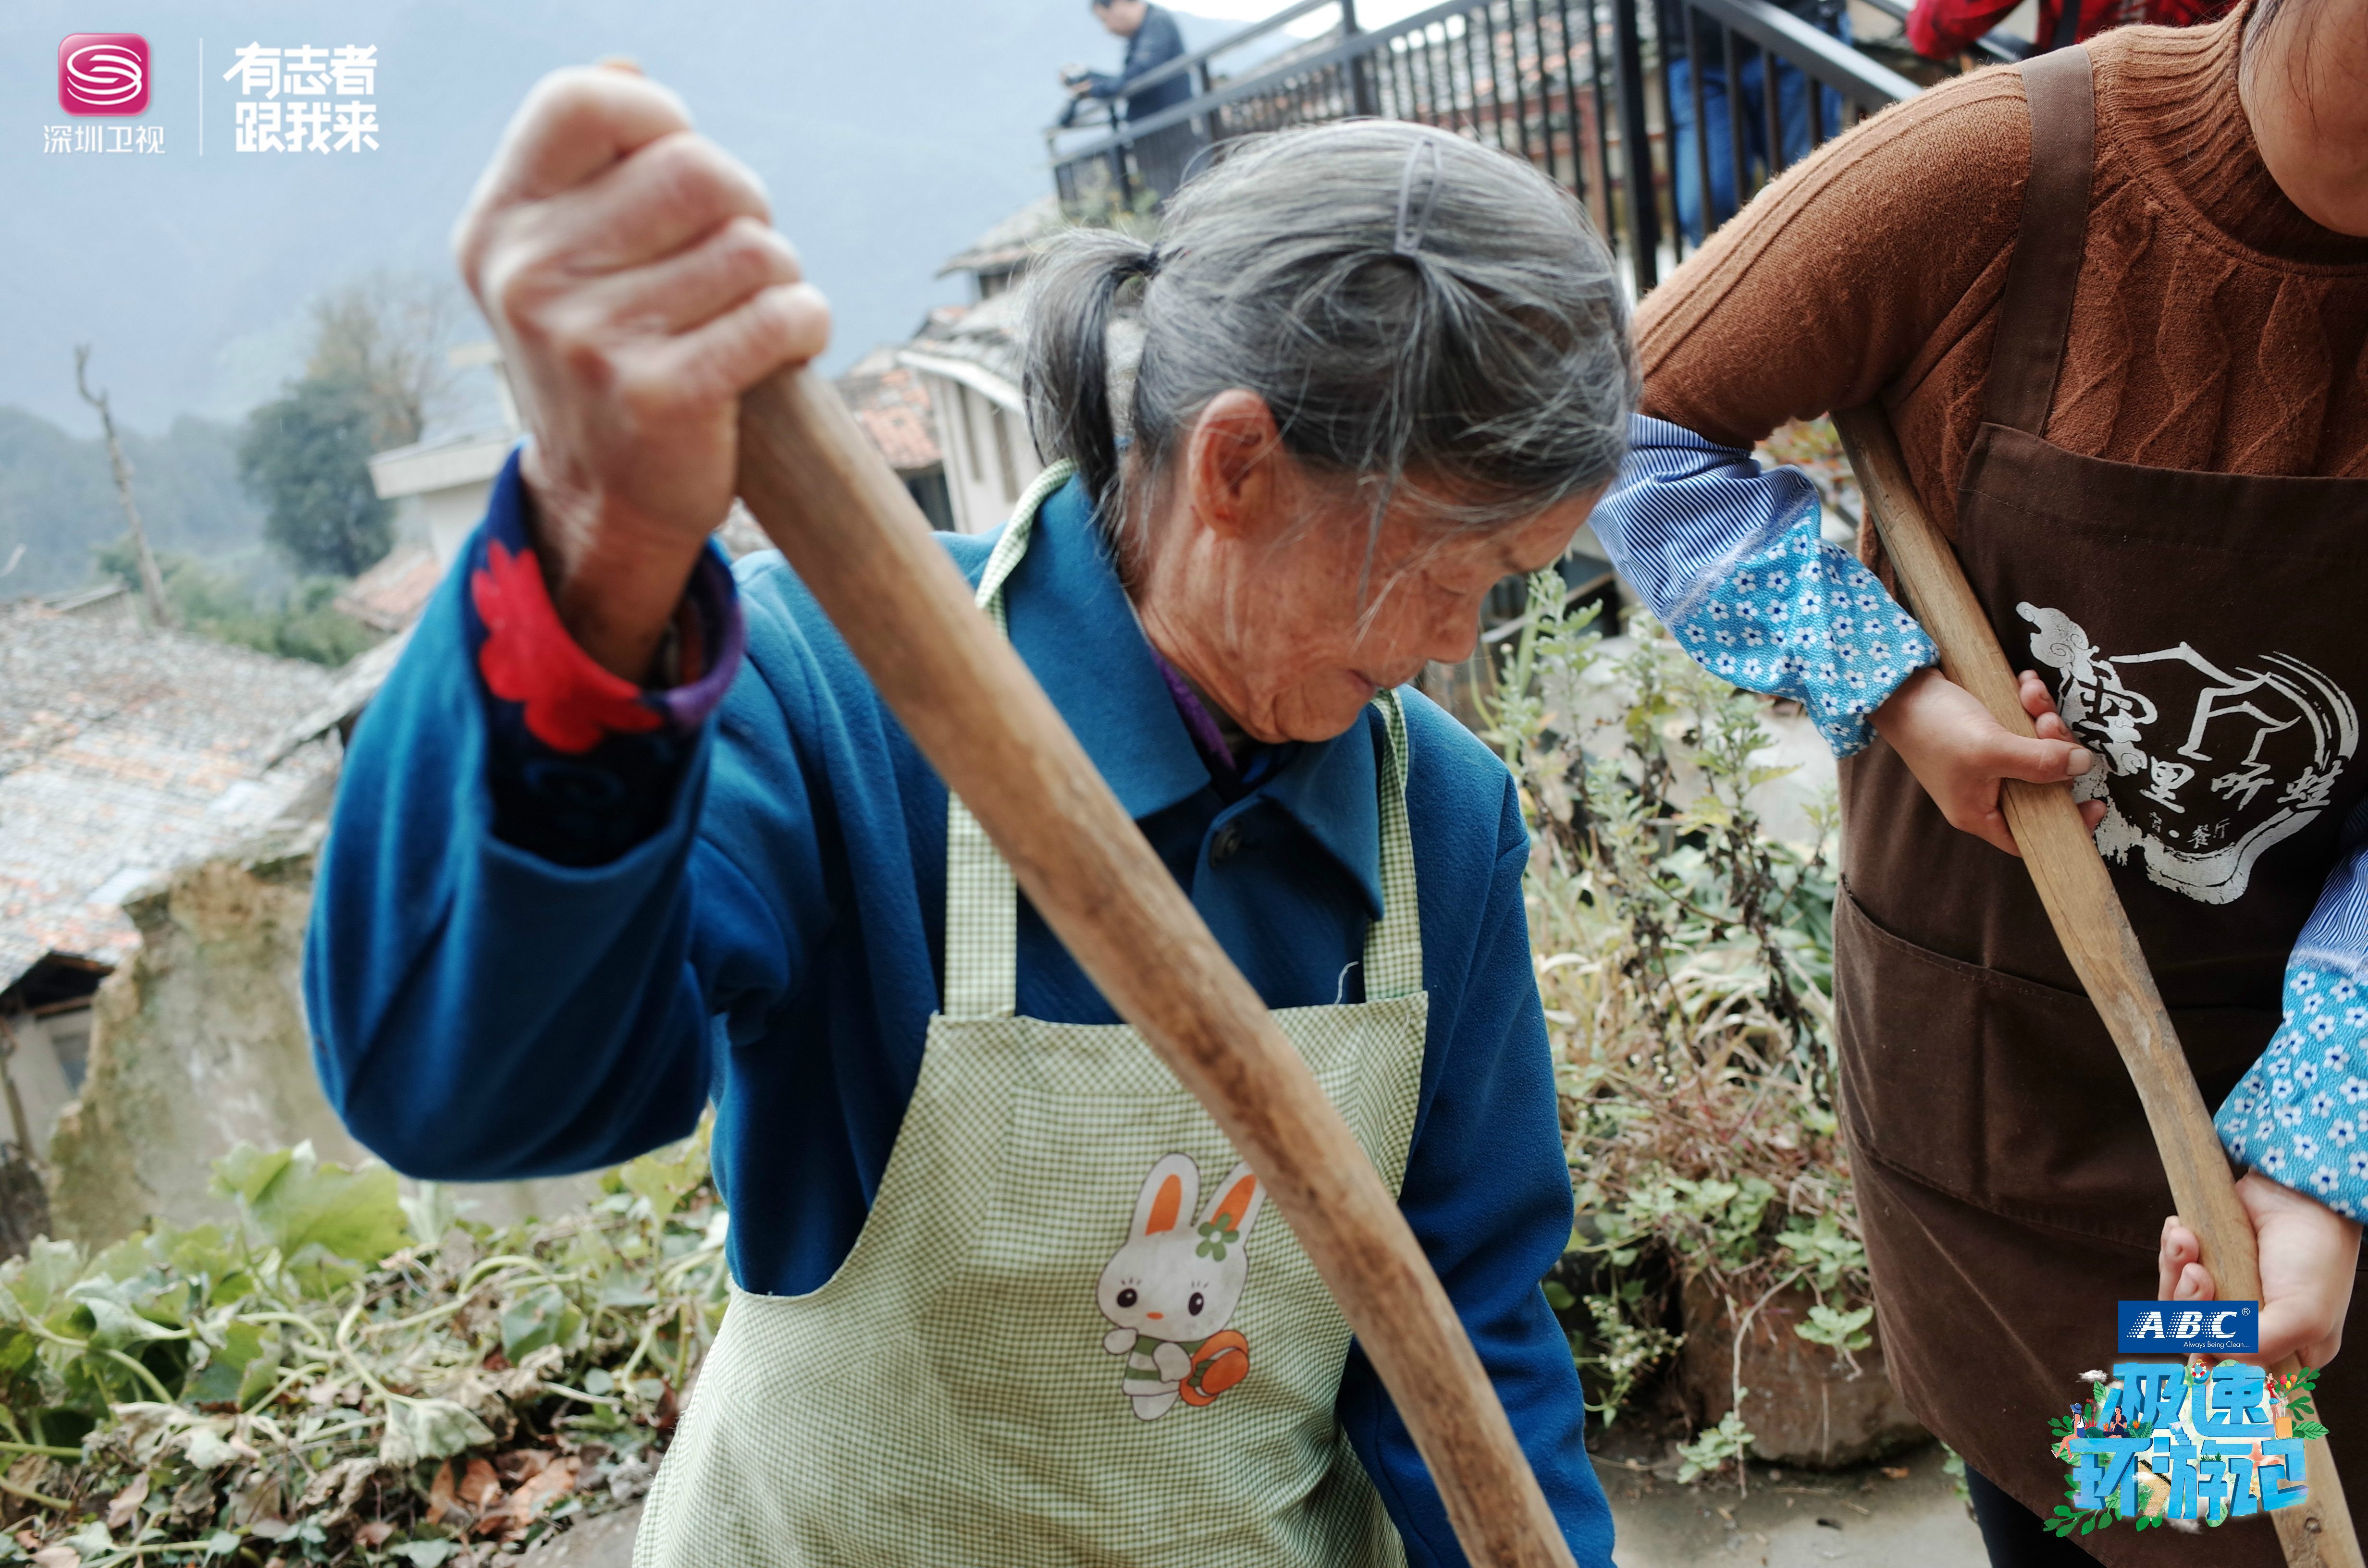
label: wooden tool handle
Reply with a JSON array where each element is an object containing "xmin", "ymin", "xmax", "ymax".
[
  {"xmin": 733, "ymin": 366, "xmax": 1574, "ymax": 1567},
  {"xmin": 1833, "ymin": 402, "xmax": 2360, "ymax": 1566}
]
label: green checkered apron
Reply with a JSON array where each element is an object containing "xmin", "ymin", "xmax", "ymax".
[{"xmin": 636, "ymin": 466, "xmax": 1426, "ymax": 1567}]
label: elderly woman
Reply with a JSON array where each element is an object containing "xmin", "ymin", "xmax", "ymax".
[
  {"xmin": 306, "ymin": 68, "xmax": 1634, "ymax": 1568},
  {"xmin": 1590, "ymin": 0, "xmax": 2368, "ymax": 1562}
]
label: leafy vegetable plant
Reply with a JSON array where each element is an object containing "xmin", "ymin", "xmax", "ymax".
[{"xmin": 0, "ymin": 1130, "xmax": 726, "ymax": 1565}]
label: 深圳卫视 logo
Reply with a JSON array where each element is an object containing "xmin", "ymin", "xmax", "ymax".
[{"xmin": 58, "ymin": 34, "xmax": 150, "ymax": 117}]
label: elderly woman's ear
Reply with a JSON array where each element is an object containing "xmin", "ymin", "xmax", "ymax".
[{"xmin": 1178, "ymin": 391, "xmax": 1288, "ymax": 545}]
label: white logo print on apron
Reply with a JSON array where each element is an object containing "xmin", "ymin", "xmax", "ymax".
[
  {"xmin": 634, "ymin": 463, "xmax": 1423, "ymax": 1568},
  {"xmin": 2020, "ymin": 603, "xmax": 2360, "ymax": 905}
]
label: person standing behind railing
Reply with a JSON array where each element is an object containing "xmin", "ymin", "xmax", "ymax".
[
  {"xmin": 1665, "ymin": 0, "xmax": 1852, "ymax": 243},
  {"xmin": 1059, "ymin": 0, "xmax": 1190, "ymax": 129},
  {"xmin": 1061, "ymin": 0, "xmax": 1202, "ymax": 204},
  {"xmin": 1907, "ymin": 0, "xmax": 2234, "ymax": 61}
]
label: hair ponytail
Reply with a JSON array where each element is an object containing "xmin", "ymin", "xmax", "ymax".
[
  {"xmin": 1021, "ymin": 230, "xmax": 1157, "ymax": 525},
  {"xmin": 1024, "ymin": 122, "xmax": 1637, "ymax": 565}
]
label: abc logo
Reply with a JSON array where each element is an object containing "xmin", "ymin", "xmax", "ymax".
[{"xmin": 59, "ymin": 34, "xmax": 150, "ymax": 117}]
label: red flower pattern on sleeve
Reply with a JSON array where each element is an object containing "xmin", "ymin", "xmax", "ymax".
[{"xmin": 471, "ymin": 539, "xmax": 663, "ymax": 754}]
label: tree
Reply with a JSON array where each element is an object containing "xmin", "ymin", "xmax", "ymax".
[
  {"xmin": 93, "ymin": 542, "xmax": 381, "ymax": 667},
  {"xmin": 238, "ymin": 375, "xmax": 395, "ymax": 576},
  {"xmin": 304, "ymin": 271, "xmax": 461, "ymax": 449},
  {"xmin": 236, "ymin": 271, "xmax": 466, "ymax": 577}
]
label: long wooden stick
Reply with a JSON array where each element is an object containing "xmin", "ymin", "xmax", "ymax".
[
  {"xmin": 1833, "ymin": 401, "xmax": 2361, "ymax": 1566},
  {"xmin": 733, "ymin": 367, "xmax": 1573, "ymax": 1567}
]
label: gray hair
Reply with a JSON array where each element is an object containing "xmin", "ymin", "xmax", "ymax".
[{"xmin": 1022, "ymin": 121, "xmax": 1637, "ymax": 572}]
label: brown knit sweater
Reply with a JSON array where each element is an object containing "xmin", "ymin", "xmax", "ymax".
[{"xmin": 1635, "ymin": 6, "xmax": 2368, "ymax": 540}]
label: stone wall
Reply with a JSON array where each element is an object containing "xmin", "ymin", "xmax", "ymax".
[
  {"xmin": 1678, "ymin": 1274, "xmax": 1927, "ymax": 1469},
  {"xmin": 45, "ymin": 828, "xmax": 597, "ymax": 1246}
]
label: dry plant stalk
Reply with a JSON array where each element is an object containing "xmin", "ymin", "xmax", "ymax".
[{"xmin": 1493, "ymin": 570, "xmax": 1874, "ymax": 1479}]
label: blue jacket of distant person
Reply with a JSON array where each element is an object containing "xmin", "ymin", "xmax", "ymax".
[
  {"xmin": 1086, "ymin": 2, "xmax": 1191, "ymax": 121},
  {"xmin": 304, "ymin": 453, "xmax": 1617, "ymax": 1568}
]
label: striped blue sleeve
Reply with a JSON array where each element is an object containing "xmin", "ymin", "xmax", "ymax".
[
  {"xmin": 2215, "ymin": 802, "xmax": 2368, "ymax": 1220},
  {"xmin": 1589, "ymin": 414, "xmax": 1938, "ymax": 755},
  {"xmin": 2294, "ymin": 801, "xmax": 2368, "ymax": 982}
]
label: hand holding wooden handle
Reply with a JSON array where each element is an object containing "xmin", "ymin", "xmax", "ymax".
[
  {"xmin": 732, "ymin": 365, "xmax": 1576, "ymax": 1567},
  {"xmin": 1833, "ymin": 401, "xmax": 2360, "ymax": 1567}
]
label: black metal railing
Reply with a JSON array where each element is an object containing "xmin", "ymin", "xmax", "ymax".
[
  {"xmin": 1050, "ymin": 0, "xmax": 1352, "ymax": 220},
  {"xmin": 1049, "ymin": 0, "xmax": 1925, "ymax": 295},
  {"xmin": 1061, "ymin": 0, "xmax": 1346, "ymax": 127}
]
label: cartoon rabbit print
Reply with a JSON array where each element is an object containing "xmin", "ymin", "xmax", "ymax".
[{"xmin": 1098, "ymin": 1152, "xmax": 1264, "ymax": 1421}]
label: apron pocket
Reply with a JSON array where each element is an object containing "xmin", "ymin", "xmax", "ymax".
[{"xmin": 1835, "ymin": 881, "xmax": 2276, "ymax": 1248}]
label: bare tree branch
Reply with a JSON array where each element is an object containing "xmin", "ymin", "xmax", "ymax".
[
  {"xmin": 306, "ymin": 271, "xmax": 466, "ymax": 449},
  {"xmin": 74, "ymin": 344, "xmax": 174, "ymax": 630}
]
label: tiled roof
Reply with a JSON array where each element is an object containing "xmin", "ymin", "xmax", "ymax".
[
  {"xmin": 267, "ymin": 626, "xmax": 413, "ymax": 766},
  {"xmin": 935, "ymin": 195, "xmax": 1067, "ymax": 279},
  {"xmin": 333, "ymin": 542, "xmax": 445, "ymax": 634},
  {"xmin": 0, "ymin": 604, "xmax": 340, "ymax": 993},
  {"xmin": 837, "ymin": 361, "xmax": 943, "ymax": 474},
  {"xmin": 897, "ymin": 290, "xmax": 1027, "ymax": 408}
]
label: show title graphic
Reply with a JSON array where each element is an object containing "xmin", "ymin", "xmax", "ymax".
[
  {"xmin": 219, "ymin": 44, "xmax": 381, "ymax": 155},
  {"xmin": 2051, "ymin": 1357, "xmax": 2328, "ymax": 1538}
]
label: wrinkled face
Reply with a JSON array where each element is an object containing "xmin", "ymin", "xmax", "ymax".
[
  {"xmin": 1133, "ymin": 399, "xmax": 1603, "ymax": 744},
  {"xmin": 1098, "ymin": 1234, "xmax": 1246, "ymax": 1343}
]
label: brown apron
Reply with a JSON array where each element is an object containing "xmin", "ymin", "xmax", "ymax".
[{"xmin": 1835, "ymin": 45, "xmax": 2368, "ymax": 1564}]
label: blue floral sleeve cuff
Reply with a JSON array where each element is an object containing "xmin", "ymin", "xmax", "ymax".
[
  {"xmin": 1672, "ymin": 530, "xmax": 1938, "ymax": 755},
  {"xmin": 2216, "ymin": 964, "xmax": 2368, "ymax": 1223},
  {"xmin": 1589, "ymin": 416, "xmax": 1938, "ymax": 756},
  {"xmin": 462, "ymin": 448, "xmax": 749, "ymax": 867}
]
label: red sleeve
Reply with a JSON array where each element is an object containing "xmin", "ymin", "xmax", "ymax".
[
  {"xmin": 1907, "ymin": 0, "xmax": 2030, "ymax": 57},
  {"xmin": 2135, "ymin": 0, "xmax": 2238, "ymax": 28}
]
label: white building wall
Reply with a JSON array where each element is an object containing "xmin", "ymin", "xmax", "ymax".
[
  {"xmin": 901, "ymin": 359, "xmax": 1044, "ymax": 535},
  {"xmin": 369, "ymin": 433, "xmax": 514, "ymax": 568}
]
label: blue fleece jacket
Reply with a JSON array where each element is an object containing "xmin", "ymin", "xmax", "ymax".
[{"xmin": 304, "ymin": 459, "xmax": 1614, "ymax": 1568}]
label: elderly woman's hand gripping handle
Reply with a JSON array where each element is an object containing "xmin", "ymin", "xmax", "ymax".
[
  {"xmin": 455, "ymin": 61, "xmax": 1580, "ymax": 1568},
  {"xmin": 450, "ymin": 63, "xmax": 831, "ymax": 679},
  {"xmin": 1834, "ymin": 402, "xmax": 2363, "ymax": 1567}
]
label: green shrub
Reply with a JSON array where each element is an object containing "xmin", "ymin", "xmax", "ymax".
[
  {"xmin": 1495, "ymin": 569, "xmax": 1873, "ymax": 1470},
  {"xmin": 94, "ymin": 544, "xmax": 380, "ymax": 667}
]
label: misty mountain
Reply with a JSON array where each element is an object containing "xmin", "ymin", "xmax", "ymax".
[{"xmin": 0, "ymin": 410, "xmax": 259, "ymax": 596}]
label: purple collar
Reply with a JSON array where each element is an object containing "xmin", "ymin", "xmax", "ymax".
[{"xmin": 1148, "ymin": 648, "xmax": 1247, "ymax": 798}]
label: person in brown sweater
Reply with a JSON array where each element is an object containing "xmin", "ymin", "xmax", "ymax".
[
  {"xmin": 1640, "ymin": 0, "xmax": 2368, "ymax": 535},
  {"xmin": 1587, "ymin": 1, "xmax": 2368, "ymax": 1561}
]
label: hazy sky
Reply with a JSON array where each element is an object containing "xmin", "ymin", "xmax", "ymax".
[{"xmin": 3, "ymin": 1, "xmax": 1350, "ymax": 437}]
